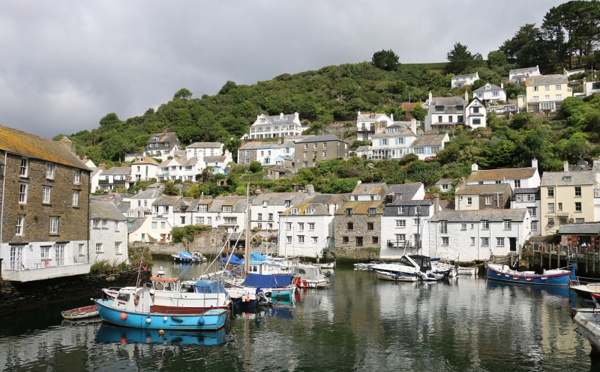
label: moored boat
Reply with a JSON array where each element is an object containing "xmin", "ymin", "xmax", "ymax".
[
  {"xmin": 61, "ymin": 305, "xmax": 99, "ymax": 320},
  {"xmin": 94, "ymin": 286, "xmax": 228, "ymax": 331},
  {"xmin": 372, "ymin": 255, "xmax": 453, "ymax": 282},
  {"xmin": 172, "ymin": 251, "xmax": 205, "ymax": 263},
  {"xmin": 95, "ymin": 323, "xmax": 227, "ymax": 346},
  {"xmin": 485, "ymin": 263, "xmax": 573, "ymax": 286},
  {"xmin": 315, "ymin": 261, "xmax": 336, "ymax": 270},
  {"xmin": 457, "ymin": 266, "xmax": 479, "ymax": 276},
  {"xmin": 291, "ymin": 263, "xmax": 330, "ymax": 289}
]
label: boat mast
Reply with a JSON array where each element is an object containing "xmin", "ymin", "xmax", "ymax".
[{"xmin": 245, "ymin": 182, "xmax": 250, "ymax": 275}]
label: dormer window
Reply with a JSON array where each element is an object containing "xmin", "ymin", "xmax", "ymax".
[
  {"xmin": 368, "ymin": 208, "xmax": 376, "ymax": 216},
  {"xmin": 345, "ymin": 208, "xmax": 353, "ymax": 216},
  {"xmin": 398, "ymin": 206, "xmax": 405, "ymax": 215},
  {"xmin": 291, "ymin": 208, "xmax": 299, "ymax": 215},
  {"xmin": 262, "ymin": 201, "xmax": 268, "ymax": 208},
  {"xmin": 222, "ymin": 205, "xmax": 232, "ymax": 212},
  {"xmin": 306, "ymin": 207, "xmax": 315, "ymax": 214},
  {"xmin": 285, "ymin": 200, "xmax": 291, "ymax": 208}
]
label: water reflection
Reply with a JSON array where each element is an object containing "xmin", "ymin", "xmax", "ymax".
[{"xmin": 95, "ymin": 324, "xmax": 226, "ymax": 346}]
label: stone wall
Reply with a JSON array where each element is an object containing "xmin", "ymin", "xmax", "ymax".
[{"xmin": 0, "ymin": 268, "xmax": 150, "ymax": 315}]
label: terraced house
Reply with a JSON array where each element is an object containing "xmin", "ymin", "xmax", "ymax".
[{"xmin": 0, "ymin": 125, "xmax": 91, "ymax": 282}]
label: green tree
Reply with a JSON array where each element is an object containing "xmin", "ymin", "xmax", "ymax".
[
  {"xmin": 249, "ymin": 161, "xmax": 263, "ymax": 173},
  {"xmin": 445, "ymin": 43, "xmax": 482, "ymax": 74},
  {"xmin": 173, "ymin": 88, "xmax": 192, "ymax": 100},
  {"xmin": 487, "ymin": 50, "xmax": 508, "ymax": 69},
  {"xmin": 372, "ymin": 49, "xmax": 400, "ymax": 71}
]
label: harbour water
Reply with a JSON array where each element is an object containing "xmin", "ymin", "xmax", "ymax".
[{"xmin": 0, "ymin": 260, "xmax": 595, "ymax": 371}]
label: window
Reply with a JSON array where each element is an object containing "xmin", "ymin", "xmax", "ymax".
[
  {"xmin": 575, "ymin": 202, "xmax": 582, "ymax": 212},
  {"xmin": 72, "ymin": 190, "xmax": 79, "ymax": 207},
  {"xmin": 398, "ymin": 206, "xmax": 405, "ymax": 215},
  {"xmin": 504, "ymin": 220, "xmax": 512, "ymax": 230},
  {"xmin": 96, "ymin": 243, "xmax": 103, "ymax": 253},
  {"xmin": 482, "ymin": 220, "xmax": 489, "ymax": 230},
  {"xmin": 207, "ymin": 217, "xmax": 212, "ymax": 224},
  {"xmin": 160, "ymin": 221, "xmax": 166, "ymax": 228},
  {"xmin": 46, "ymin": 162, "xmax": 55, "ymax": 180},
  {"xmin": 19, "ymin": 183, "xmax": 28, "ymax": 204},
  {"xmin": 291, "ymin": 208, "xmax": 299, "ymax": 215},
  {"xmin": 312, "ymin": 236, "xmax": 318, "ymax": 244},
  {"xmin": 485, "ymin": 196, "xmax": 492, "ymax": 206},
  {"xmin": 528, "ymin": 207, "xmax": 537, "ymax": 217},
  {"xmin": 258, "ymin": 213, "xmax": 263, "ymax": 221},
  {"xmin": 308, "ymin": 223, "xmax": 315, "ymax": 231},
  {"xmin": 548, "ymin": 188, "xmax": 554, "ymax": 197},
  {"xmin": 555, "ymin": 94, "xmax": 562, "ymax": 100},
  {"xmin": 16, "ymin": 215, "xmax": 25, "ymax": 236},
  {"xmin": 558, "ymin": 203, "xmax": 563, "ymax": 211},
  {"xmin": 343, "ymin": 236, "xmax": 349, "ymax": 243},
  {"xmin": 471, "ymin": 237, "xmax": 476, "ymax": 246},
  {"xmin": 74, "ymin": 169, "xmax": 81, "ymax": 185},
  {"xmin": 78, "ymin": 243, "xmax": 85, "ymax": 256},
  {"xmin": 368, "ymin": 208, "xmax": 376, "ymax": 216},
  {"xmin": 222, "ymin": 205, "xmax": 232, "ymax": 212},
  {"xmin": 297, "ymin": 235, "xmax": 305, "ymax": 243},
  {"xmin": 114, "ymin": 221, "xmax": 120, "ymax": 232},
  {"xmin": 461, "ymin": 223, "xmax": 467, "ymax": 230},
  {"xmin": 473, "ymin": 107, "xmax": 480, "ymax": 113},
  {"xmin": 531, "ymin": 221, "xmax": 538, "ymax": 231},
  {"xmin": 41, "ymin": 246, "xmax": 51, "ymax": 259},
  {"xmin": 497, "ymin": 238, "xmax": 505, "ymax": 247},
  {"xmin": 199, "ymin": 205, "xmax": 208, "ymax": 212},
  {"xmin": 481, "ymin": 237, "xmax": 489, "ymax": 246},
  {"xmin": 103, "ymin": 220, "xmax": 108, "ymax": 229},
  {"xmin": 286, "ymin": 236, "xmax": 292, "ymax": 244},
  {"xmin": 534, "ymin": 86, "xmax": 539, "ymax": 92},
  {"xmin": 286, "ymin": 222, "xmax": 292, "ymax": 231},
  {"xmin": 395, "ymin": 234, "xmax": 406, "ymax": 243},
  {"xmin": 575, "ymin": 187, "xmax": 581, "ymax": 197},
  {"xmin": 347, "ymin": 222, "xmax": 353, "ymax": 230},
  {"xmin": 555, "ymin": 85, "xmax": 562, "ymax": 90},
  {"xmin": 514, "ymin": 180, "xmax": 521, "ymax": 188},
  {"xmin": 548, "ymin": 203, "xmax": 555, "ymax": 213},
  {"xmin": 115, "ymin": 242, "xmax": 122, "ymax": 255},
  {"xmin": 467, "ymin": 197, "xmax": 472, "ymax": 206},
  {"xmin": 196, "ymin": 217, "xmax": 205, "ymax": 224},
  {"xmin": 396, "ymin": 220, "xmax": 406, "ymax": 228},
  {"xmin": 298, "ymin": 222, "xmax": 304, "ymax": 231},
  {"xmin": 473, "ymin": 119, "xmax": 481, "ymax": 125},
  {"xmin": 20, "ymin": 158, "xmax": 28, "ymax": 177},
  {"xmin": 367, "ymin": 222, "xmax": 374, "ymax": 230},
  {"xmin": 442, "ymin": 237, "xmax": 449, "ymax": 246},
  {"xmin": 268, "ymin": 213, "xmax": 273, "ymax": 221},
  {"xmin": 372, "ymin": 236, "xmax": 379, "ymax": 244},
  {"xmin": 345, "ymin": 208, "xmax": 353, "ymax": 216},
  {"xmin": 356, "ymin": 237, "xmax": 363, "ymax": 247},
  {"xmin": 438, "ymin": 116, "xmax": 443, "ymax": 123},
  {"xmin": 50, "ymin": 216, "xmax": 59, "ymax": 234},
  {"xmin": 43, "ymin": 186, "xmax": 51, "ymax": 204},
  {"xmin": 440, "ymin": 221, "xmax": 448, "ymax": 234},
  {"xmin": 152, "ymin": 221, "xmax": 157, "ymax": 229}
]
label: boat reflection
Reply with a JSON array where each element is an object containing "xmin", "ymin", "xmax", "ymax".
[
  {"xmin": 486, "ymin": 279, "xmax": 570, "ymax": 298},
  {"xmin": 95, "ymin": 324, "xmax": 226, "ymax": 346}
]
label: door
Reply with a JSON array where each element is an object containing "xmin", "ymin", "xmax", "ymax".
[
  {"xmin": 509, "ymin": 238, "xmax": 517, "ymax": 252},
  {"xmin": 10, "ymin": 246, "xmax": 23, "ymax": 270},
  {"xmin": 55, "ymin": 243, "xmax": 65, "ymax": 266}
]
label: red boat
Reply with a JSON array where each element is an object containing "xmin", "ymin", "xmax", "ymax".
[{"xmin": 61, "ymin": 305, "xmax": 99, "ymax": 320}]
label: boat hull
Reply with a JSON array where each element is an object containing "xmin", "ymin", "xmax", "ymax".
[
  {"xmin": 61, "ymin": 305, "xmax": 99, "ymax": 320},
  {"xmin": 95, "ymin": 299, "xmax": 228, "ymax": 331},
  {"xmin": 375, "ymin": 270, "xmax": 419, "ymax": 282},
  {"xmin": 95, "ymin": 324, "xmax": 226, "ymax": 345},
  {"xmin": 486, "ymin": 263, "xmax": 570, "ymax": 286}
]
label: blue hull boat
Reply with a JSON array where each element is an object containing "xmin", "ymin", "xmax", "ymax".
[
  {"xmin": 94, "ymin": 286, "xmax": 228, "ymax": 331},
  {"xmin": 486, "ymin": 263, "xmax": 573, "ymax": 286}
]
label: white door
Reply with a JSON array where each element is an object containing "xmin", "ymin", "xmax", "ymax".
[
  {"xmin": 55, "ymin": 244, "xmax": 65, "ymax": 266},
  {"xmin": 10, "ymin": 246, "xmax": 23, "ymax": 270}
]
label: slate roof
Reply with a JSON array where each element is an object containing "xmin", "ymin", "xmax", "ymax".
[
  {"xmin": 371, "ymin": 124, "xmax": 415, "ymax": 138},
  {"xmin": 280, "ymin": 203, "xmax": 333, "ymax": 216},
  {"xmin": 205, "ymin": 155, "xmax": 227, "ymax": 163},
  {"xmin": 558, "ymin": 223, "xmax": 600, "ymax": 235},
  {"xmin": 541, "ymin": 171, "xmax": 594, "ymax": 186},
  {"xmin": 335, "ymin": 200, "xmax": 385, "ymax": 215},
  {"xmin": 101, "ymin": 167, "xmax": 132, "ymax": 176},
  {"xmin": 131, "ymin": 189, "xmax": 163, "ymax": 200},
  {"xmin": 411, "ymin": 134, "xmax": 448, "ymax": 147},
  {"xmin": 127, "ymin": 217, "xmax": 145, "ymax": 233},
  {"xmin": 187, "ymin": 142, "xmax": 222, "ymax": 148},
  {"xmin": 131, "ymin": 157, "xmax": 159, "ymax": 165},
  {"xmin": 148, "ymin": 132, "xmax": 179, "ymax": 144},
  {"xmin": 513, "ymin": 187, "xmax": 539, "ymax": 194},
  {"xmin": 352, "ymin": 182, "xmax": 388, "ymax": 196},
  {"xmin": 510, "ymin": 66, "xmax": 539, "ymax": 75},
  {"xmin": 387, "ymin": 183, "xmax": 423, "ymax": 201},
  {"xmin": 209, "ymin": 196, "xmax": 248, "ymax": 213},
  {"xmin": 0, "ymin": 125, "xmax": 89, "ymax": 170},
  {"xmin": 239, "ymin": 142, "xmax": 290, "ymax": 150},
  {"xmin": 467, "ymin": 167, "xmax": 537, "ymax": 182},
  {"xmin": 251, "ymin": 192, "xmax": 309, "ymax": 206},
  {"xmin": 528, "ymin": 74, "xmax": 568, "ymax": 86},
  {"xmin": 357, "ymin": 112, "xmax": 391, "ymax": 123},
  {"xmin": 455, "ymin": 183, "xmax": 512, "ymax": 196},
  {"xmin": 90, "ymin": 201, "xmax": 127, "ymax": 221},
  {"xmin": 256, "ymin": 113, "xmax": 299, "ymax": 125},
  {"xmin": 430, "ymin": 209, "xmax": 528, "ymax": 222},
  {"xmin": 474, "ymin": 83, "xmax": 503, "ymax": 93},
  {"xmin": 295, "ymin": 135, "xmax": 341, "ymax": 143}
]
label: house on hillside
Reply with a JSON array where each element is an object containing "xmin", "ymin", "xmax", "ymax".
[
  {"xmin": 356, "ymin": 112, "xmax": 395, "ymax": 141},
  {"xmin": 381, "ymin": 200, "xmax": 434, "ymax": 258},
  {"xmin": 0, "ymin": 125, "xmax": 91, "ymax": 282},
  {"xmin": 90, "ymin": 201, "xmax": 128, "ymax": 265},
  {"xmin": 451, "ymin": 72, "xmax": 479, "ymax": 88},
  {"xmin": 509, "ymin": 66, "xmax": 540, "ymax": 83},
  {"xmin": 98, "ymin": 166, "xmax": 132, "ymax": 191},
  {"xmin": 144, "ymin": 132, "xmax": 180, "ymax": 161},
  {"xmin": 293, "ymin": 135, "xmax": 348, "ymax": 169},
  {"xmin": 333, "ymin": 200, "xmax": 385, "ymax": 251},
  {"xmin": 131, "ymin": 157, "xmax": 159, "ymax": 182},
  {"xmin": 473, "ymin": 83, "xmax": 507, "ymax": 103},
  {"xmin": 237, "ymin": 141, "xmax": 295, "ymax": 166},
  {"xmin": 243, "ymin": 112, "xmax": 306, "ymax": 140},
  {"xmin": 466, "ymin": 159, "xmax": 540, "ymax": 189},
  {"xmin": 454, "ymin": 183, "xmax": 512, "ymax": 211},
  {"xmin": 424, "ymin": 92, "xmax": 487, "ymax": 133},
  {"xmin": 519, "ymin": 74, "xmax": 573, "ymax": 113}
]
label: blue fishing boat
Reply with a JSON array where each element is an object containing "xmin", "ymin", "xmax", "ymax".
[
  {"xmin": 95, "ymin": 324, "xmax": 227, "ymax": 345},
  {"xmin": 486, "ymin": 262, "xmax": 574, "ymax": 286},
  {"xmin": 94, "ymin": 286, "xmax": 228, "ymax": 331}
]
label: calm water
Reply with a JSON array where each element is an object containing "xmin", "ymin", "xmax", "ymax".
[{"xmin": 0, "ymin": 260, "xmax": 596, "ymax": 372}]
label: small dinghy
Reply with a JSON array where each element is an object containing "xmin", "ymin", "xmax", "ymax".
[{"xmin": 61, "ymin": 305, "xmax": 99, "ymax": 320}]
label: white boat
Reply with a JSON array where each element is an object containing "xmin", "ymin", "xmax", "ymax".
[
  {"xmin": 570, "ymin": 282, "xmax": 600, "ymax": 300},
  {"xmin": 291, "ymin": 263, "xmax": 330, "ymax": 289},
  {"xmin": 372, "ymin": 255, "xmax": 453, "ymax": 282},
  {"xmin": 315, "ymin": 261, "xmax": 336, "ymax": 270},
  {"xmin": 574, "ymin": 311, "xmax": 600, "ymax": 353},
  {"xmin": 61, "ymin": 304, "xmax": 99, "ymax": 320},
  {"xmin": 149, "ymin": 276, "xmax": 231, "ymax": 313}
]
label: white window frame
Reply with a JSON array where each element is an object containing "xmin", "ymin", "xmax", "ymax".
[
  {"xmin": 19, "ymin": 183, "xmax": 28, "ymax": 204},
  {"xmin": 396, "ymin": 220, "xmax": 406, "ymax": 228},
  {"xmin": 74, "ymin": 169, "xmax": 81, "ymax": 185},
  {"xmin": 50, "ymin": 216, "xmax": 59, "ymax": 234},
  {"xmin": 72, "ymin": 190, "xmax": 79, "ymax": 207},
  {"xmin": 41, "ymin": 246, "xmax": 51, "ymax": 259},
  {"xmin": 46, "ymin": 162, "xmax": 56, "ymax": 180},
  {"xmin": 115, "ymin": 242, "xmax": 122, "ymax": 255},
  {"xmin": 16, "ymin": 215, "xmax": 25, "ymax": 236},
  {"xmin": 308, "ymin": 222, "xmax": 315, "ymax": 231},
  {"xmin": 43, "ymin": 186, "xmax": 51, "ymax": 204},
  {"xmin": 96, "ymin": 243, "xmax": 103, "ymax": 253},
  {"xmin": 20, "ymin": 158, "xmax": 28, "ymax": 177}
]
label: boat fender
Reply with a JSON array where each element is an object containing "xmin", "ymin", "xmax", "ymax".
[
  {"xmin": 163, "ymin": 316, "xmax": 168, "ymax": 322},
  {"xmin": 120, "ymin": 312, "xmax": 127, "ymax": 320},
  {"xmin": 171, "ymin": 316, "xmax": 183, "ymax": 323},
  {"xmin": 198, "ymin": 317, "xmax": 205, "ymax": 326},
  {"xmin": 146, "ymin": 317, "xmax": 152, "ymax": 324}
]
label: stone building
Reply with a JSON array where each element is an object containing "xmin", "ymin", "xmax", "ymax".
[{"xmin": 0, "ymin": 125, "xmax": 91, "ymax": 282}]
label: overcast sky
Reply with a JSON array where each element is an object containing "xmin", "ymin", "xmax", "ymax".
[{"xmin": 0, "ymin": 0, "xmax": 567, "ymax": 139}]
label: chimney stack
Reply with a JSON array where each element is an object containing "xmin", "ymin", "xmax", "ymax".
[
  {"xmin": 564, "ymin": 160, "xmax": 569, "ymax": 172},
  {"xmin": 434, "ymin": 194, "xmax": 440, "ymax": 214}
]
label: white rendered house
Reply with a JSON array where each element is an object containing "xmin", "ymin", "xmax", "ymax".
[{"xmin": 90, "ymin": 201, "xmax": 129, "ymax": 265}]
